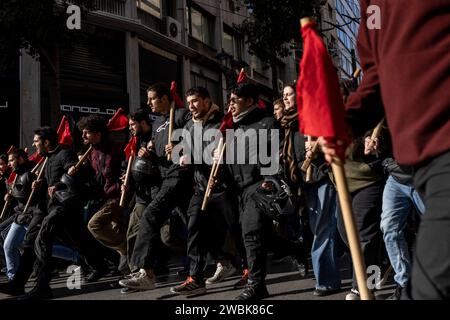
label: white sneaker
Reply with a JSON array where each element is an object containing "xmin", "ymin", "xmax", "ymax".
[
  {"xmin": 118, "ymin": 269, "xmax": 155, "ymax": 290},
  {"xmin": 345, "ymin": 288, "xmax": 360, "ymax": 300},
  {"xmin": 206, "ymin": 262, "xmax": 236, "ymax": 284}
]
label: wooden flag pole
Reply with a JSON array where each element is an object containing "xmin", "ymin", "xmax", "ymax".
[
  {"xmin": 0, "ymin": 174, "xmax": 18, "ymax": 221},
  {"xmin": 201, "ymin": 138, "xmax": 225, "ymax": 211},
  {"xmin": 21, "ymin": 157, "xmax": 48, "ymax": 216},
  {"xmin": 370, "ymin": 118, "xmax": 385, "ymax": 141},
  {"xmin": 120, "ymin": 152, "xmax": 135, "ymax": 207},
  {"xmin": 331, "ymin": 156, "xmax": 374, "ymax": 300},
  {"xmin": 167, "ymin": 102, "xmax": 175, "ymax": 161},
  {"xmin": 72, "ymin": 146, "xmax": 93, "ymax": 173}
]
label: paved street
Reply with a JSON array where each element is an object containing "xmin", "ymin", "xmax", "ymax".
[{"xmin": 0, "ymin": 253, "xmax": 395, "ymax": 301}]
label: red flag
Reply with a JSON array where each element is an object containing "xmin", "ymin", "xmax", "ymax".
[
  {"xmin": 107, "ymin": 108, "xmax": 129, "ymax": 132},
  {"xmin": 219, "ymin": 112, "xmax": 234, "ymax": 134},
  {"xmin": 6, "ymin": 172, "xmax": 17, "ymax": 185},
  {"xmin": 296, "ymin": 21, "xmax": 348, "ymax": 159},
  {"xmin": 170, "ymin": 81, "xmax": 184, "ymax": 108},
  {"xmin": 28, "ymin": 150, "xmax": 44, "ymax": 166},
  {"xmin": 237, "ymin": 68, "xmax": 247, "ymax": 84},
  {"xmin": 57, "ymin": 116, "xmax": 73, "ymax": 146},
  {"xmin": 124, "ymin": 136, "xmax": 137, "ymax": 161}
]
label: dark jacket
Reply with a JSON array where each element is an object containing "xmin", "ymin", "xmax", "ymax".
[
  {"xmin": 346, "ymin": 0, "xmax": 450, "ymax": 165},
  {"xmin": 44, "ymin": 145, "xmax": 78, "ymax": 190},
  {"xmin": 226, "ymin": 107, "xmax": 280, "ymax": 196},
  {"xmin": 130, "ymin": 129, "xmax": 161, "ymax": 204},
  {"xmin": 151, "ymin": 108, "xmax": 191, "ymax": 178},
  {"xmin": 382, "ymin": 157, "xmax": 414, "ymax": 186},
  {"xmin": 183, "ymin": 106, "xmax": 226, "ymax": 194}
]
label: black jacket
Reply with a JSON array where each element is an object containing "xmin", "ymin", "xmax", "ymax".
[
  {"xmin": 44, "ymin": 145, "xmax": 78, "ymax": 190},
  {"xmin": 183, "ymin": 107, "xmax": 227, "ymax": 194},
  {"xmin": 152, "ymin": 108, "xmax": 191, "ymax": 178},
  {"xmin": 226, "ymin": 107, "xmax": 280, "ymax": 197}
]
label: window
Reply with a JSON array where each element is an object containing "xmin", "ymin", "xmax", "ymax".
[
  {"xmin": 187, "ymin": 5, "xmax": 213, "ymax": 46},
  {"xmin": 137, "ymin": 0, "xmax": 161, "ymax": 19},
  {"xmin": 223, "ymin": 29, "xmax": 243, "ymax": 59}
]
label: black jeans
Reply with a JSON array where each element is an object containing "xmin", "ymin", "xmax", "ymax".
[
  {"xmin": 408, "ymin": 150, "xmax": 450, "ymax": 299},
  {"xmin": 34, "ymin": 198, "xmax": 106, "ymax": 289},
  {"xmin": 186, "ymin": 191, "xmax": 244, "ymax": 282},
  {"xmin": 11, "ymin": 211, "xmax": 46, "ymax": 289},
  {"xmin": 240, "ymin": 186, "xmax": 305, "ymax": 286},
  {"xmin": 337, "ymin": 182, "xmax": 384, "ymax": 289},
  {"xmin": 131, "ymin": 177, "xmax": 192, "ymax": 270}
]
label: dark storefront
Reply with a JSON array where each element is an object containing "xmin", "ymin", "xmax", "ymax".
[
  {"xmin": 139, "ymin": 41, "xmax": 180, "ymax": 109},
  {"xmin": 0, "ymin": 57, "xmax": 20, "ymax": 152}
]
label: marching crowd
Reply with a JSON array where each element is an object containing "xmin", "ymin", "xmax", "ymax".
[
  {"xmin": 1, "ymin": 0, "xmax": 449, "ymax": 301},
  {"xmin": 0, "ymin": 80, "xmax": 422, "ymax": 301}
]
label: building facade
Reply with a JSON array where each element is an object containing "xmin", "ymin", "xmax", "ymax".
[{"xmin": 11, "ymin": 0, "xmax": 300, "ymax": 148}]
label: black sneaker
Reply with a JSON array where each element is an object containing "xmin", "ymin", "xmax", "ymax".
[
  {"xmin": 0, "ymin": 281, "xmax": 25, "ymax": 296},
  {"xmin": 235, "ymin": 284, "xmax": 269, "ymax": 301},
  {"xmin": 170, "ymin": 276, "xmax": 206, "ymax": 296},
  {"xmin": 313, "ymin": 288, "xmax": 341, "ymax": 297},
  {"xmin": 84, "ymin": 268, "xmax": 108, "ymax": 283},
  {"xmin": 19, "ymin": 285, "xmax": 53, "ymax": 300},
  {"xmin": 387, "ymin": 284, "xmax": 403, "ymax": 300}
]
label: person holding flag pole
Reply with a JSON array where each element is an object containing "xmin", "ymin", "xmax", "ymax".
[{"xmin": 296, "ymin": 17, "xmax": 373, "ymax": 300}]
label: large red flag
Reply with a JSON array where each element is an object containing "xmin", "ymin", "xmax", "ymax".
[
  {"xmin": 57, "ymin": 115, "xmax": 73, "ymax": 146},
  {"xmin": 107, "ymin": 108, "xmax": 129, "ymax": 132},
  {"xmin": 170, "ymin": 81, "xmax": 184, "ymax": 108},
  {"xmin": 296, "ymin": 21, "xmax": 348, "ymax": 159},
  {"xmin": 124, "ymin": 136, "xmax": 137, "ymax": 161}
]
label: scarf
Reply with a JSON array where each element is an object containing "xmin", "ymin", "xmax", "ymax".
[
  {"xmin": 233, "ymin": 104, "xmax": 258, "ymax": 123},
  {"xmin": 280, "ymin": 108, "xmax": 300, "ymax": 184},
  {"xmin": 192, "ymin": 104, "xmax": 220, "ymax": 124}
]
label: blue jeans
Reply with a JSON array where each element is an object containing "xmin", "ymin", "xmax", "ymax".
[
  {"xmin": 304, "ymin": 179, "xmax": 341, "ymax": 290},
  {"xmin": 380, "ymin": 176, "xmax": 425, "ymax": 287},
  {"xmin": 4, "ymin": 223, "xmax": 81, "ymax": 281},
  {"xmin": 3, "ymin": 222, "xmax": 27, "ymax": 281}
]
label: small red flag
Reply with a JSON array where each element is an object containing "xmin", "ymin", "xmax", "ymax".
[
  {"xmin": 170, "ymin": 81, "xmax": 184, "ymax": 108},
  {"xmin": 296, "ymin": 21, "xmax": 348, "ymax": 159},
  {"xmin": 28, "ymin": 150, "xmax": 44, "ymax": 166},
  {"xmin": 124, "ymin": 136, "xmax": 137, "ymax": 161},
  {"xmin": 219, "ymin": 112, "xmax": 234, "ymax": 134},
  {"xmin": 6, "ymin": 172, "xmax": 17, "ymax": 185},
  {"xmin": 107, "ymin": 108, "xmax": 129, "ymax": 132},
  {"xmin": 57, "ymin": 115, "xmax": 73, "ymax": 146},
  {"xmin": 237, "ymin": 68, "xmax": 247, "ymax": 84}
]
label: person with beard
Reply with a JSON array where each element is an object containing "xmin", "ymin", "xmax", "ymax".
[
  {"xmin": 120, "ymin": 110, "xmax": 161, "ymax": 294},
  {"xmin": 73, "ymin": 115, "xmax": 128, "ymax": 274},
  {"xmin": 118, "ymin": 83, "xmax": 192, "ymax": 291},
  {"xmin": 282, "ymin": 84, "xmax": 342, "ymax": 297},
  {"xmin": 170, "ymin": 87, "xmax": 244, "ymax": 296},
  {"xmin": 19, "ymin": 127, "xmax": 107, "ymax": 300},
  {"xmin": 2, "ymin": 149, "xmax": 44, "ymax": 282}
]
